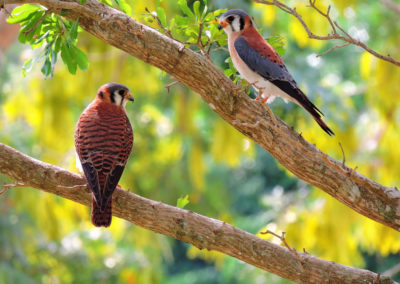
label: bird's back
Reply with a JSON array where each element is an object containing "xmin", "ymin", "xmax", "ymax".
[{"xmin": 75, "ymin": 100, "xmax": 133, "ymax": 226}]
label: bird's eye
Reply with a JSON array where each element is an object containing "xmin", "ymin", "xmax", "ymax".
[
  {"xmin": 227, "ymin": 16, "xmax": 234, "ymax": 22},
  {"xmin": 118, "ymin": 90, "xmax": 125, "ymax": 96}
]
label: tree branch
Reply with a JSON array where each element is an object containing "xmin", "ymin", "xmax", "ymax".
[
  {"xmin": 254, "ymin": 0, "xmax": 400, "ymax": 67},
  {"xmin": 380, "ymin": 0, "xmax": 400, "ymax": 15},
  {"xmin": 0, "ymin": 143, "xmax": 396, "ymax": 284},
  {"xmin": 4, "ymin": 0, "xmax": 400, "ymax": 230}
]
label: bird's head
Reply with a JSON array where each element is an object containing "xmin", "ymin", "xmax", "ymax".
[
  {"xmin": 218, "ymin": 9, "xmax": 252, "ymax": 36},
  {"xmin": 96, "ymin": 83, "xmax": 134, "ymax": 108}
]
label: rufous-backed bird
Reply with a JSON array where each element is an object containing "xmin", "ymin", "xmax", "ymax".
[
  {"xmin": 75, "ymin": 83, "xmax": 134, "ymax": 227},
  {"xmin": 218, "ymin": 9, "xmax": 334, "ymax": 135}
]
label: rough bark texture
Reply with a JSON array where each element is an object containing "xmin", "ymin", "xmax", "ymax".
[
  {"xmin": 3, "ymin": 0, "xmax": 400, "ymax": 231},
  {"xmin": 0, "ymin": 143, "xmax": 396, "ymax": 284}
]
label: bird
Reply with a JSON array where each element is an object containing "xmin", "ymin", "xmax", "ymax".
[
  {"xmin": 75, "ymin": 83, "xmax": 134, "ymax": 227},
  {"xmin": 218, "ymin": 9, "xmax": 334, "ymax": 135}
]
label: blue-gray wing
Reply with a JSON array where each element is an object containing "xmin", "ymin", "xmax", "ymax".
[
  {"xmin": 234, "ymin": 36, "xmax": 299, "ymax": 96},
  {"xmin": 234, "ymin": 36, "xmax": 334, "ymax": 135}
]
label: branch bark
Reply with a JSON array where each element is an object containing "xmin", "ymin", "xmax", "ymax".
[
  {"xmin": 254, "ymin": 0, "xmax": 400, "ymax": 67},
  {"xmin": 3, "ymin": 0, "xmax": 400, "ymax": 232},
  {"xmin": 0, "ymin": 143, "xmax": 396, "ymax": 284}
]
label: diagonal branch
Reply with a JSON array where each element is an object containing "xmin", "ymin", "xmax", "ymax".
[
  {"xmin": 0, "ymin": 143, "xmax": 396, "ymax": 284},
  {"xmin": 254, "ymin": 0, "xmax": 400, "ymax": 67},
  {"xmin": 380, "ymin": 0, "xmax": 400, "ymax": 15},
  {"xmin": 4, "ymin": 0, "xmax": 400, "ymax": 231}
]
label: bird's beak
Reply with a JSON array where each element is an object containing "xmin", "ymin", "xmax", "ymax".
[
  {"xmin": 218, "ymin": 19, "xmax": 227, "ymax": 30},
  {"xmin": 126, "ymin": 92, "xmax": 134, "ymax": 102}
]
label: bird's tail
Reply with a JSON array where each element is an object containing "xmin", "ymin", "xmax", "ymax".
[
  {"xmin": 296, "ymin": 93, "xmax": 334, "ymax": 136},
  {"xmin": 91, "ymin": 195, "xmax": 112, "ymax": 227}
]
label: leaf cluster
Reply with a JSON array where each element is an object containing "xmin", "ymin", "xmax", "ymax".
[
  {"xmin": 8, "ymin": 4, "xmax": 88, "ymax": 77},
  {"xmin": 143, "ymin": 0, "xmax": 227, "ymax": 56}
]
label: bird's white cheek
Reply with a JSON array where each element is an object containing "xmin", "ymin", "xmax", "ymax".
[{"xmin": 114, "ymin": 95, "xmax": 123, "ymax": 106}]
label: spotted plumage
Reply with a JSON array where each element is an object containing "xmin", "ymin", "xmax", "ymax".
[
  {"xmin": 75, "ymin": 83, "xmax": 134, "ymax": 227},
  {"xmin": 219, "ymin": 9, "xmax": 334, "ymax": 136}
]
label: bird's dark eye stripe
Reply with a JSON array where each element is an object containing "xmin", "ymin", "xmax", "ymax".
[
  {"xmin": 239, "ymin": 17, "xmax": 244, "ymax": 30},
  {"xmin": 110, "ymin": 93, "xmax": 115, "ymax": 103}
]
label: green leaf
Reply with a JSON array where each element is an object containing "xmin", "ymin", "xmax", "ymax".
[
  {"xmin": 174, "ymin": 15, "xmax": 191, "ymax": 26},
  {"xmin": 60, "ymin": 43, "xmax": 77, "ymax": 74},
  {"xmin": 201, "ymin": 4, "xmax": 208, "ymax": 19},
  {"xmin": 266, "ymin": 35, "xmax": 286, "ymax": 56},
  {"xmin": 114, "ymin": 0, "xmax": 131, "ymax": 15},
  {"xmin": 204, "ymin": 8, "xmax": 226, "ymax": 21},
  {"xmin": 50, "ymin": 48, "xmax": 58, "ymax": 67},
  {"xmin": 176, "ymin": 195, "xmax": 190, "ymax": 209},
  {"xmin": 41, "ymin": 57, "xmax": 52, "ymax": 77},
  {"xmin": 68, "ymin": 19, "xmax": 79, "ymax": 43},
  {"xmin": 54, "ymin": 37, "xmax": 62, "ymax": 52},
  {"xmin": 178, "ymin": 0, "xmax": 194, "ymax": 19},
  {"xmin": 18, "ymin": 11, "xmax": 45, "ymax": 43},
  {"xmin": 7, "ymin": 4, "xmax": 42, "ymax": 24},
  {"xmin": 22, "ymin": 58, "xmax": 33, "ymax": 77},
  {"xmin": 193, "ymin": 1, "xmax": 201, "ymax": 20},
  {"xmin": 70, "ymin": 45, "xmax": 89, "ymax": 71},
  {"xmin": 156, "ymin": 6, "xmax": 167, "ymax": 27}
]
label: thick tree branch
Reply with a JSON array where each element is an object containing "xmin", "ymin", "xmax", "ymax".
[
  {"xmin": 254, "ymin": 0, "xmax": 400, "ymax": 67},
  {"xmin": 4, "ymin": 0, "xmax": 400, "ymax": 231},
  {"xmin": 0, "ymin": 143, "xmax": 396, "ymax": 284}
]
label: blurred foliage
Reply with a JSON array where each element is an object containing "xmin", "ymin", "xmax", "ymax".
[{"xmin": 1, "ymin": 0, "xmax": 400, "ymax": 283}]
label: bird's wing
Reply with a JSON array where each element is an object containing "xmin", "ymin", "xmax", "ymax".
[
  {"xmin": 81, "ymin": 161, "xmax": 101, "ymax": 203},
  {"xmin": 234, "ymin": 36, "xmax": 322, "ymax": 110},
  {"xmin": 234, "ymin": 36, "xmax": 334, "ymax": 135},
  {"xmin": 75, "ymin": 118, "xmax": 102, "ymax": 204}
]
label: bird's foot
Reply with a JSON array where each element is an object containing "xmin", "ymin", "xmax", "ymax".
[
  {"xmin": 255, "ymin": 96, "xmax": 270, "ymax": 104},
  {"xmin": 255, "ymin": 92, "xmax": 270, "ymax": 104}
]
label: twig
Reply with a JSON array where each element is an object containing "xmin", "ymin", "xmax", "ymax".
[
  {"xmin": 380, "ymin": 0, "xmax": 400, "ymax": 15},
  {"xmin": 383, "ymin": 262, "xmax": 400, "ymax": 278},
  {"xmin": 24, "ymin": 9, "xmax": 53, "ymax": 36},
  {"xmin": 338, "ymin": 142, "xmax": 346, "ymax": 166},
  {"xmin": 261, "ymin": 230, "xmax": 305, "ymax": 264},
  {"xmin": 144, "ymin": 7, "xmax": 174, "ymax": 39},
  {"xmin": 253, "ymin": 0, "xmax": 400, "ymax": 67},
  {"xmin": 317, "ymin": 42, "xmax": 351, "ymax": 57},
  {"xmin": 375, "ymin": 273, "xmax": 382, "ymax": 284},
  {"xmin": 1, "ymin": 0, "xmax": 13, "ymax": 17},
  {"xmin": 1, "ymin": 182, "xmax": 25, "ymax": 195},
  {"xmin": 164, "ymin": 80, "xmax": 181, "ymax": 93},
  {"xmin": 196, "ymin": 22, "xmax": 212, "ymax": 61}
]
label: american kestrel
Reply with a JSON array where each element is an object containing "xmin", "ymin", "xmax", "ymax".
[
  {"xmin": 218, "ymin": 9, "xmax": 334, "ymax": 135},
  {"xmin": 75, "ymin": 83, "xmax": 134, "ymax": 227}
]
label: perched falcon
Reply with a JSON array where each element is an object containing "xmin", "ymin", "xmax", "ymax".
[
  {"xmin": 218, "ymin": 9, "xmax": 334, "ymax": 135},
  {"xmin": 75, "ymin": 83, "xmax": 134, "ymax": 227}
]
